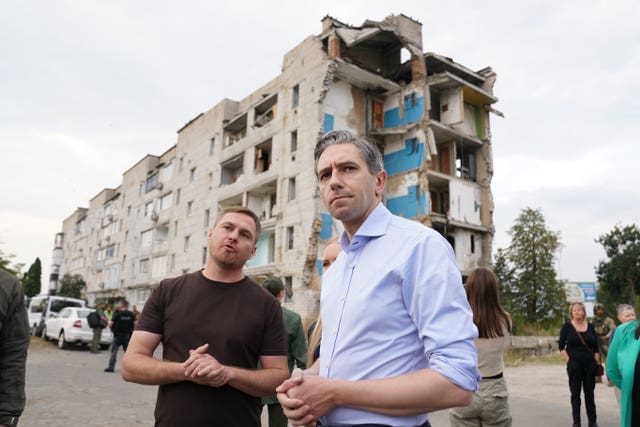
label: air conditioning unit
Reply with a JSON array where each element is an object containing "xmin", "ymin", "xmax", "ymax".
[
  {"xmin": 99, "ymin": 282, "xmax": 105, "ymax": 289},
  {"xmin": 157, "ymin": 183, "xmax": 164, "ymax": 191},
  {"xmin": 151, "ymin": 212, "xmax": 159, "ymax": 222},
  {"xmin": 104, "ymin": 235, "xmax": 110, "ymax": 242}
]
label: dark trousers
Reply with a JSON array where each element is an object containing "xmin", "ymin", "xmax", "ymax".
[
  {"xmin": 107, "ymin": 333, "xmax": 131, "ymax": 370},
  {"xmin": 567, "ymin": 358, "xmax": 597, "ymax": 425}
]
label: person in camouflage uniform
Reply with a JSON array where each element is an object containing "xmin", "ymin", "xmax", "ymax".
[
  {"xmin": 592, "ymin": 303, "xmax": 615, "ymax": 385},
  {"xmin": 261, "ymin": 276, "xmax": 307, "ymax": 427}
]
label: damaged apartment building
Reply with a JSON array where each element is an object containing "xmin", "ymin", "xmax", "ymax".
[{"xmin": 51, "ymin": 14, "xmax": 500, "ymax": 322}]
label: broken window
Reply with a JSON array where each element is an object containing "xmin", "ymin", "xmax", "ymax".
[
  {"xmin": 430, "ymin": 144, "xmax": 451, "ymax": 175},
  {"xmin": 254, "ymin": 94, "xmax": 278, "ymax": 127},
  {"xmin": 429, "ymin": 189, "xmax": 450, "ymax": 216},
  {"xmin": 254, "ymin": 139, "xmax": 272, "ymax": 173},
  {"xmin": 224, "ymin": 113, "xmax": 247, "ymax": 147},
  {"xmin": 292, "ymin": 84, "xmax": 299, "ymax": 108},
  {"xmin": 247, "ymin": 183, "xmax": 277, "ymax": 221},
  {"xmin": 221, "ymin": 154, "xmax": 244, "ymax": 185},
  {"xmin": 455, "ymin": 145, "xmax": 477, "ymax": 182}
]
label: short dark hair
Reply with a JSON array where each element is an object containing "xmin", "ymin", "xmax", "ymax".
[
  {"xmin": 314, "ymin": 130, "xmax": 384, "ymax": 176},
  {"xmin": 263, "ymin": 276, "xmax": 284, "ymax": 298},
  {"xmin": 215, "ymin": 206, "xmax": 262, "ymax": 241}
]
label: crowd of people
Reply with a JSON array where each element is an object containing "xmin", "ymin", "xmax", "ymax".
[{"xmin": 2, "ymin": 130, "xmax": 639, "ymax": 427}]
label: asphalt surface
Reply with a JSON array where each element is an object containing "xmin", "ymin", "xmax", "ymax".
[{"xmin": 22, "ymin": 337, "xmax": 621, "ymax": 426}]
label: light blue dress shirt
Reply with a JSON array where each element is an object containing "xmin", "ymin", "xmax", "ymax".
[{"xmin": 319, "ymin": 203, "xmax": 480, "ymax": 426}]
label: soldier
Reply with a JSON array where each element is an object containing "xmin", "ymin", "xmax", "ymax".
[{"xmin": 592, "ymin": 303, "xmax": 615, "ymax": 385}]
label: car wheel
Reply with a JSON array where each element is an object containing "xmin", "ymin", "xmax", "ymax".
[
  {"xmin": 41, "ymin": 326, "xmax": 48, "ymax": 341},
  {"xmin": 58, "ymin": 331, "xmax": 68, "ymax": 349}
]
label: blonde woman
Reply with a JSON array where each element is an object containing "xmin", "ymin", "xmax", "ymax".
[
  {"xmin": 450, "ymin": 267, "xmax": 512, "ymax": 426},
  {"xmin": 559, "ymin": 302, "xmax": 600, "ymax": 427}
]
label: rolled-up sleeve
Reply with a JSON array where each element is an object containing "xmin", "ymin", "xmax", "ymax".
[{"xmin": 404, "ymin": 233, "xmax": 480, "ymax": 391}]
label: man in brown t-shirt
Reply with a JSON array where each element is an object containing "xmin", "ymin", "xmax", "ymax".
[{"xmin": 122, "ymin": 207, "xmax": 289, "ymax": 426}]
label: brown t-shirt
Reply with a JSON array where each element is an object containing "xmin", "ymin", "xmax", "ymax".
[{"xmin": 136, "ymin": 271, "xmax": 286, "ymax": 427}]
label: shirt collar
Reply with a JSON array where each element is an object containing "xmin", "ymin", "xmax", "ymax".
[{"xmin": 338, "ymin": 203, "xmax": 391, "ymax": 252}]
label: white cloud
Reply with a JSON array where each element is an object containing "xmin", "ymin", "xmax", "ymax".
[{"xmin": 1, "ymin": 0, "xmax": 638, "ymax": 289}]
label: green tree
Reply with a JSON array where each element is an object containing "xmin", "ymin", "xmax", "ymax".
[
  {"xmin": 58, "ymin": 274, "xmax": 86, "ymax": 299},
  {"xmin": 21, "ymin": 257, "xmax": 42, "ymax": 297},
  {"xmin": 495, "ymin": 207, "xmax": 566, "ymax": 330},
  {"xmin": 0, "ymin": 248, "xmax": 23, "ymax": 277},
  {"xmin": 595, "ymin": 224, "xmax": 640, "ymax": 311}
]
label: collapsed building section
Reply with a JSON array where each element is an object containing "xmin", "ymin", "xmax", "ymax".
[{"xmin": 317, "ymin": 14, "xmax": 499, "ymax": 274}]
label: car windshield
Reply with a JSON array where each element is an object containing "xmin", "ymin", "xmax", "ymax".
[
  {"xmin": 76, "ymin": 309, "xmax": 91, "ymax": 318},
  {"xmin": 50, "ymin": 300, "xmax": 83, "ymax": 313}
]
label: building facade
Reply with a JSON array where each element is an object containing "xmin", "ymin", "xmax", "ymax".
[{"xmin": 52, "ymin": 14, "xmax": 500, "ymax": 323}]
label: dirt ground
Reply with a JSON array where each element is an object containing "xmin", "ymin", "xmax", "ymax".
[{"xmin": 428, "ymin": 363, "xmax": 621, "ymax": 426}]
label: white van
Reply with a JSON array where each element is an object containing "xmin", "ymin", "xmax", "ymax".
[{"xmin": 28, "ymin": 295, "xmax": 87, "ymax": 336}]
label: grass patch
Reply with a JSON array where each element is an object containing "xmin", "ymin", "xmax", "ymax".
[
  {"xmin": 28, "ymin": 335, "xmax": 51, "ymax": 349},
  {"xmin": 504, "ymin": 348, "xmax": 565, "ymax": 367}
]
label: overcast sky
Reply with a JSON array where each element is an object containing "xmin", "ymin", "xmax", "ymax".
[{"xmin": 1, "ymin": 0, "xmax": 638, "ymax": 290}]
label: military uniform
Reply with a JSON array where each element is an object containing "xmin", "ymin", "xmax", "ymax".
[{"xmin": 0, "ymin": 270, "xmax": 30, "ymax": 427}]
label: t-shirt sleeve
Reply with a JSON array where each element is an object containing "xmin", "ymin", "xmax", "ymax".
[
  {"xmin": 260, "ymin": 299, "xmax": 287, "ymax": 356},
  {"xmin": 135, "ymin": 282, "xmax": 165, "ymax": 335}
]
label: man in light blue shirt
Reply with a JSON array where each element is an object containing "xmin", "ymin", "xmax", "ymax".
[{"xmin": 277, "ymin": 130, "xmax": 479, "ymax": 427}]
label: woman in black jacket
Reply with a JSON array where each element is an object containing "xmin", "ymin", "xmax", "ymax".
[{"xmin": 559, "ymin": 302, "xmax": 600, "ymax": 427}]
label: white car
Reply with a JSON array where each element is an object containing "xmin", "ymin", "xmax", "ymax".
[{"xmin": 42, "ymin": 307, "xmax": 113, "ymax": 349}]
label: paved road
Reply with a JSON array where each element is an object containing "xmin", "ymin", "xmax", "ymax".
[{"xmin": 22, "ymin": 337, "xmax": 621, "ymax": 426}]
